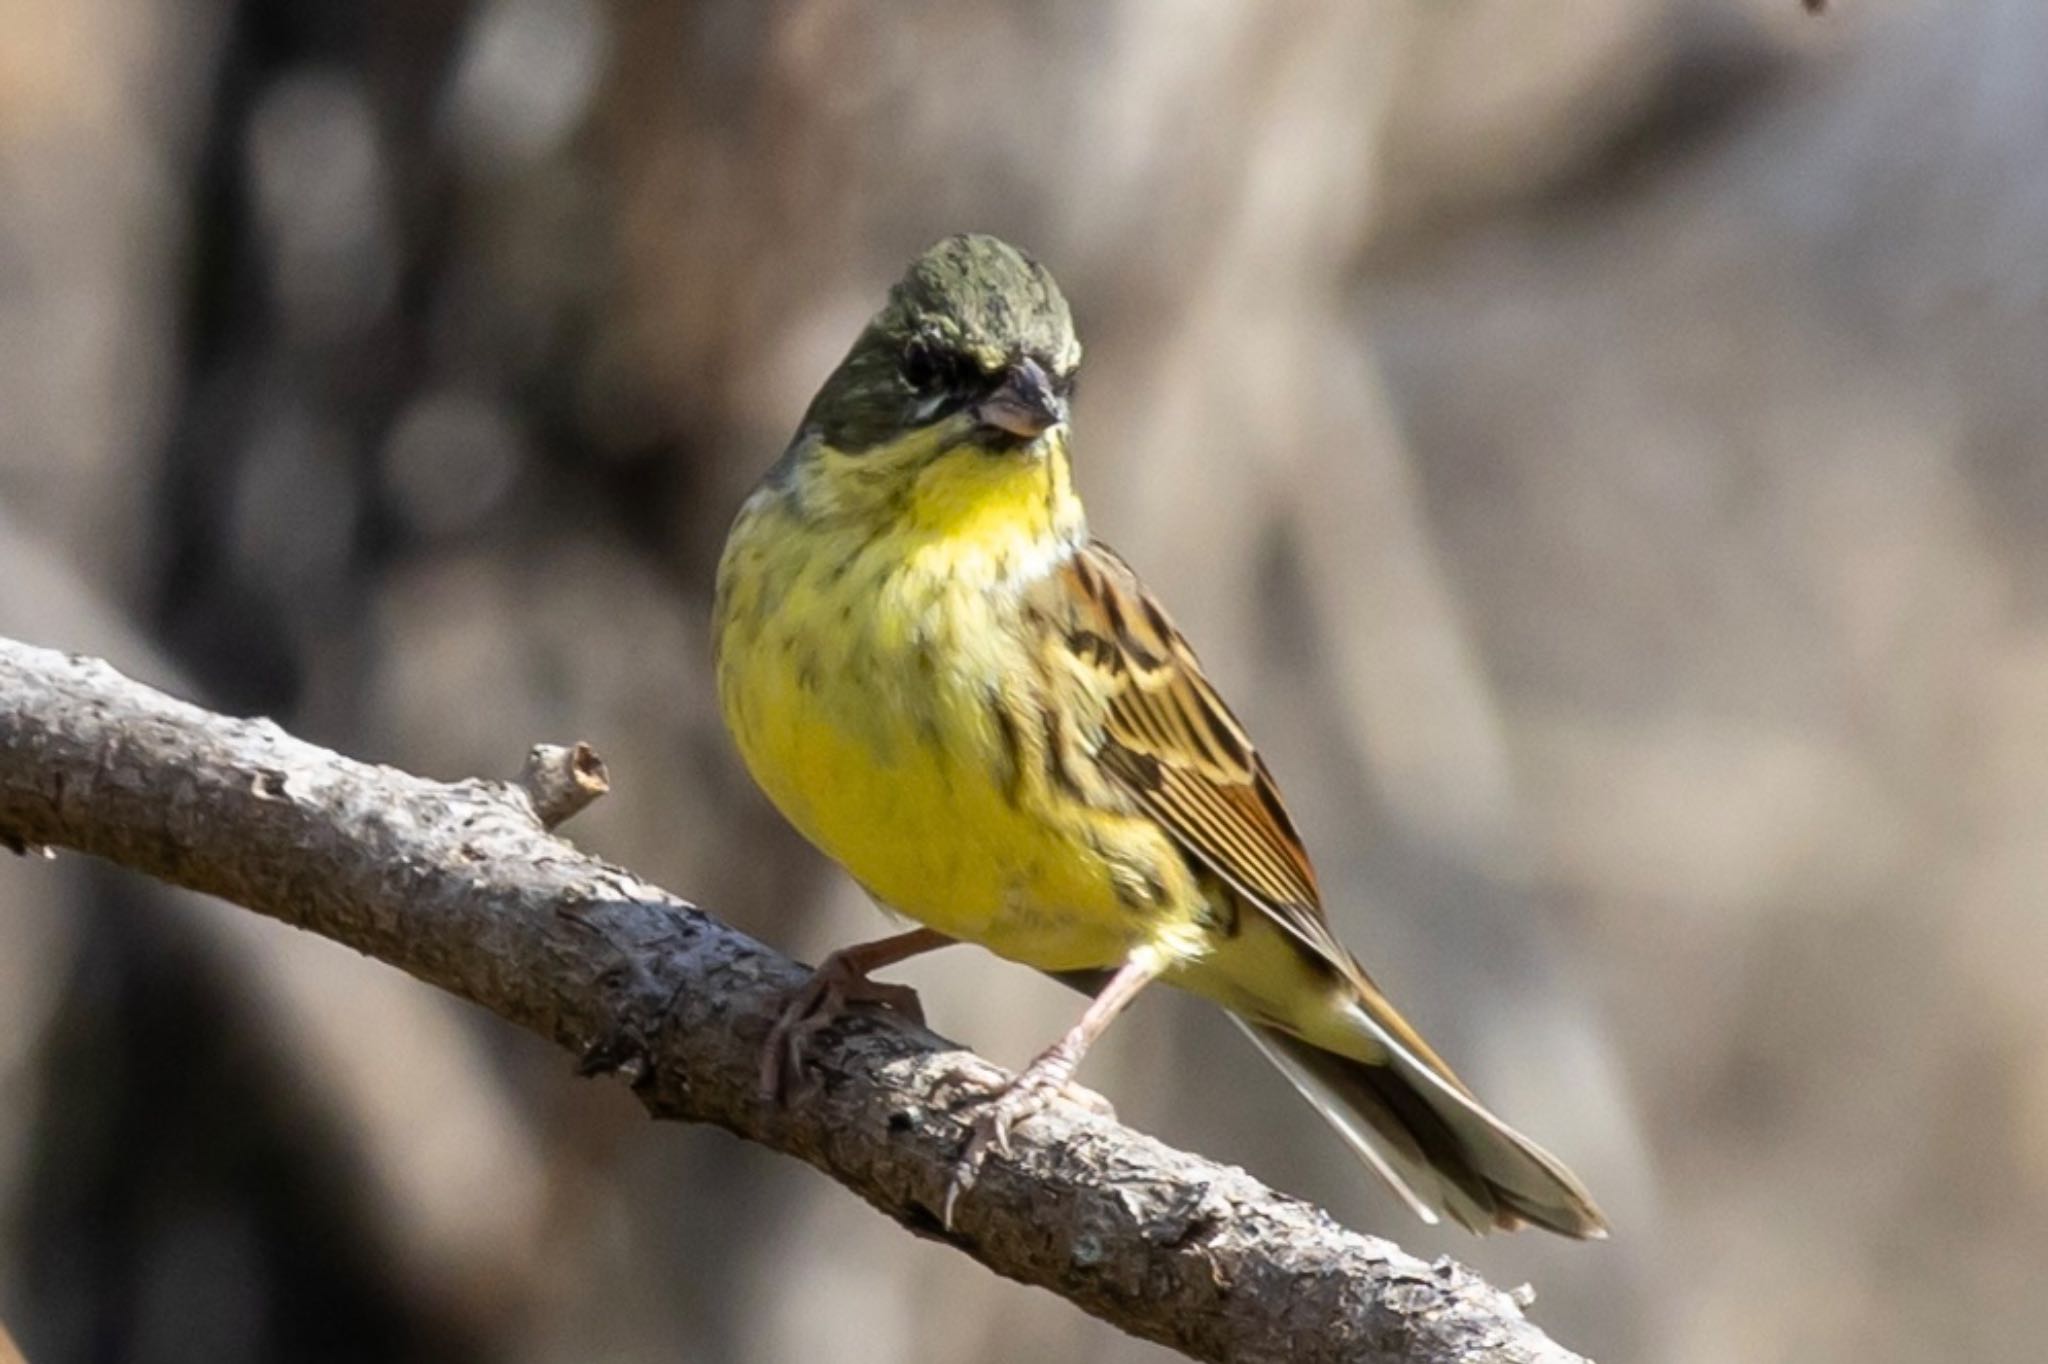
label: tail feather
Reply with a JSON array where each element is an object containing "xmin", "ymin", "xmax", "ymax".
[
  {"xmin": 1057, "ymin": 953, "xmax": 1606, "ymax": 1238},
  {"xmin": 1236, "ymin": 1017, "xmax": 1608, "ymax": 1239},
  {"xmin": 1233, "ymin": 1019, "xmax": 1447, "ymax": 1226}
]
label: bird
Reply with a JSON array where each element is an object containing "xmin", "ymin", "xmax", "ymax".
[{"xmin": 712, "ymin": 232, "xmax": 1606, "ymax": 1238}]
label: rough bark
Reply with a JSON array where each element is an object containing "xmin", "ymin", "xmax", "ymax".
[{"xmin": 0, "ymin": 635, "xmax": 1587, "ymax": 1364}]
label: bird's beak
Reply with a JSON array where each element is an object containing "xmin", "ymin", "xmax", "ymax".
[{"xmin": 973, "ymin": 357, "xmax": 1067, "ymax": 442}]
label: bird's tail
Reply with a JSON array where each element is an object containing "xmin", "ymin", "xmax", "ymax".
[{"xmin": 1232, "ymin": 992, "xmax": 1607, "ymax": 1238}]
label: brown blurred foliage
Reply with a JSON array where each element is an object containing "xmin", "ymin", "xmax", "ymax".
[{"xmin": 2, "ymin": 1, "xmax": 2044, "ymax": 1361}]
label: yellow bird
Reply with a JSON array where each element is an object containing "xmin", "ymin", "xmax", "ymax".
[{"xmin": 713, "ymin": 233, "xmax": 1606, "ymax": 1237}]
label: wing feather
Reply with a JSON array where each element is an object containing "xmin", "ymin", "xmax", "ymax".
[
  {"xmin": 1040, "ymin": 540, "xmax": 1477, "ymax": 1093},
  {"xmin": 1041, "ymin": 542, "xmax": 1334, "ymax": 953}
]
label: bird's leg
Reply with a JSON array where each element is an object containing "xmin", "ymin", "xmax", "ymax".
[
  {"xmin": 760, "ymin": 927, "xmax": 955, "ymax": 1101},
  {"xmin": 942, "ymin": 955, "xmax": 1160, "ymax": 1226}
]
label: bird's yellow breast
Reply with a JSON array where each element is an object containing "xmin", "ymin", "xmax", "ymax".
[{"xmin": 714, "ymin": 439, "xmax": 1205, "ymax": 973}]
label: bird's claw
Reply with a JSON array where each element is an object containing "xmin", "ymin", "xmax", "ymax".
[
  {"xmin": 938, "ymin": 1052, "xmax": 1105, "ymax": 1229},
  {"xmin": 1056, "ymin": 1081, "xmax": 1117, "ymax": 1123},
  {"xmin": 758, "ymin": 959, "xmax": 925, "ymax": 1103}
]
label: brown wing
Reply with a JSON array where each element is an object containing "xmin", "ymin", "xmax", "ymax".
[
  {"xmin": 1044, "ymin": 541, "xmax": 1344, "ymax": 958},
  {"xmin": 1043, "ymin": 541, "xmax": 1479, "ymax": 1090}
]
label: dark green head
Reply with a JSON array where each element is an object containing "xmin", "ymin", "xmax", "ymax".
[{"xmin": 800, "ymin": 234, "xmax": 1082, "ymax": 454}]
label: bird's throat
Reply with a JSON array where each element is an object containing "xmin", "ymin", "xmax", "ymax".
[{"xmin": 900, "ymin": 435, "xmax": 1085, "ymax": 588}]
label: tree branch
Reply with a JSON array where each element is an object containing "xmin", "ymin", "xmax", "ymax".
[{"xmin": 0, "ymin": 636, "xmax": 1586, "ymax": 1364}]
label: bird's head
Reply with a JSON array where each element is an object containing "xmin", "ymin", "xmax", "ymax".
[{"xmin": 799, "ymin": 234, "xmax": 1082, "ymax": 464}]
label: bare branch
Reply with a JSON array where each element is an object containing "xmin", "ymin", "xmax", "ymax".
[
  {"xmin": 0, "ymin": 636, "xmax": 1587, "ymax": 1364},
  {"xmin": 519, "ymin": 741, "xmax": 610, "ymax": 829}
]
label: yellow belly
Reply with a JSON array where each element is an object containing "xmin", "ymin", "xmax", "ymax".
[
  {"xmin": 715, "ymin": 494, "xmax": 1201, "ymax": 973},
  {"xmin": 731, "ymin": 671, "xmax": 1139, "ymax": 970}
]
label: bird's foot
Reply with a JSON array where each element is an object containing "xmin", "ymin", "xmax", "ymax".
[
  {"xmin": 938, "ymin": 1044, "xmax": 1111, "ymax": 1228},
  {"xmin": 759, "ymin": 953, "xmax": 925, "ymax": 1103}
]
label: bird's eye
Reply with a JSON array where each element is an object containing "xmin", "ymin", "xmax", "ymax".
[{"xmin": 901, "ymin": 338, "xmax": 953, "ymax": 394}]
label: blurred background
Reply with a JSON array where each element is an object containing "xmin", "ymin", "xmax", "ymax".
[{"xmin": 1, "ymin": 0, "xmax": 2044, "ymax": 1360}]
